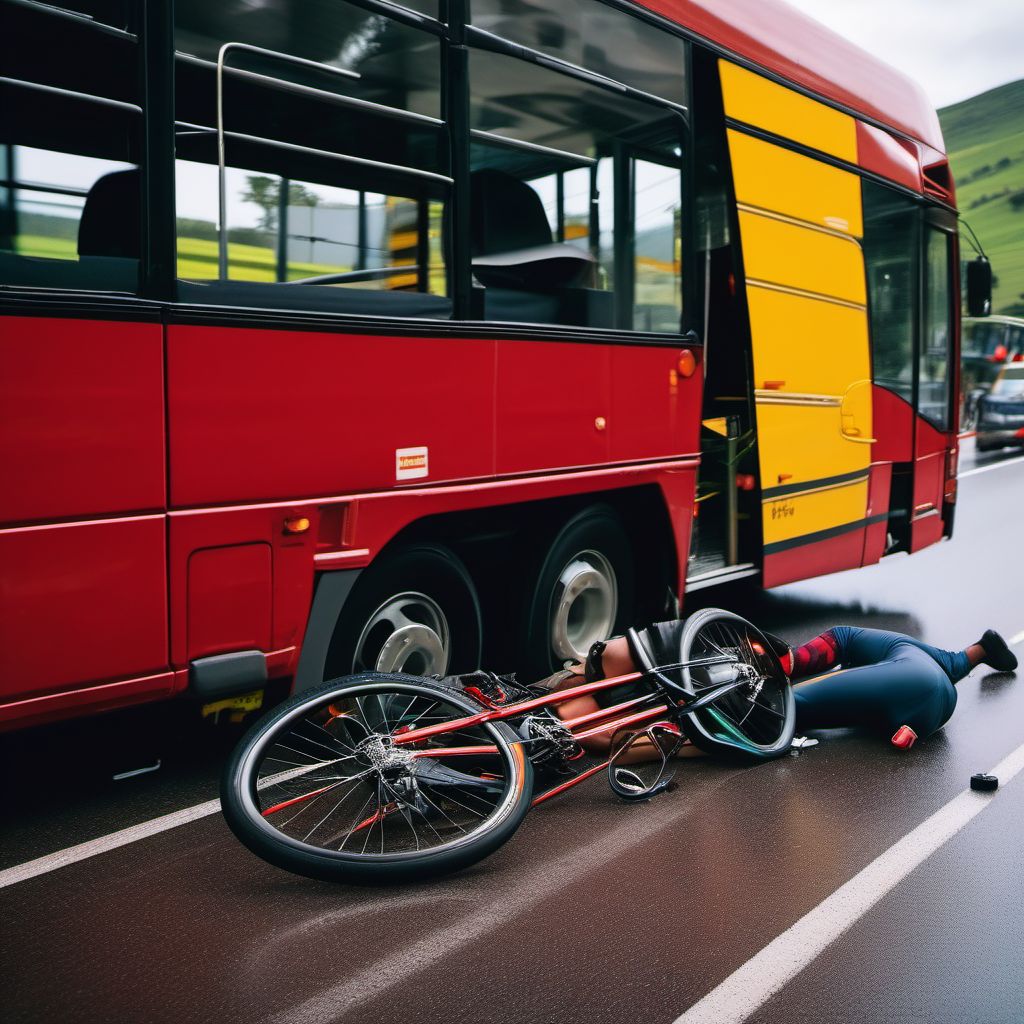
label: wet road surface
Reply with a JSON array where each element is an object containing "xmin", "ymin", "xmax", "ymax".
[{"xmin": 4, "ymin": 439, "xmax": 1024, "ymax": 1024}]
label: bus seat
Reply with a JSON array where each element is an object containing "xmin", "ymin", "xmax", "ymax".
[
  {"xmin": 78, "ymin": 168, "xmax": 140, "ymax": 259},
  {"xmin": 470, "ymin": 169, "xmax": 594, "ymax": 290}
]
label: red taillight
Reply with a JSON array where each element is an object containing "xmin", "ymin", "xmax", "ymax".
[{"xmin": 1015, "ymin": 353, "xmax": 1024, "ymax": 363}]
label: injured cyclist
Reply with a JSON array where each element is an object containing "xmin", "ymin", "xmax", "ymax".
[{"xmin": 538, "ymin": 619, "xmax": 1018, "ymax": 756}]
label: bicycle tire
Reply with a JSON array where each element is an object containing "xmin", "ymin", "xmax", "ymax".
[
  {"xmin": 677, "ymin": 608, "xmax": 796, "ymax": 758},
  {"xmin": 221, "ymin": 673, "xmax": 533, "ymax": 883}
]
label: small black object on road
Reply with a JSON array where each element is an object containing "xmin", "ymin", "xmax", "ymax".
[{"xmin": 970, "ymin": 773, "xmax": 999, "ymax": 792}]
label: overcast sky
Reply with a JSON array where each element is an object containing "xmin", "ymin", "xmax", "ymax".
[{"xmin": 782, "ymin": 0, "xmax": 1024, "ymax": 109}]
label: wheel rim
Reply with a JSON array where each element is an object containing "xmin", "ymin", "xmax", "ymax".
[
  {"xmin": 353, "ymin": 592, "xmax": 451, "ymax": 675},
  {"xmin": 684, "ymin": 618, "xmax": 791, "ymax": 752},
  {"xmin": 549, "ymin": 549, "xmax": 618, "ymax": 663},
  {"xmin": 240, "ymin": 683, "xmax": 524, "ymax": 862}
]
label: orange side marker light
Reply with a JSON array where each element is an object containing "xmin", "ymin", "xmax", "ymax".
[
  {"xmin": 677, "ymin": 349, "xmax": 697, "ymax": 378},
  {"xmin": 284, "ymin": 516, "xmax": 311, "ymax": 535}
]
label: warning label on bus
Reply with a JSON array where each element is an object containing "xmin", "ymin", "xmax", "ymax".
[{"xmin": 396, "ymin": 446, "xmax": 429, "ymax": 481}]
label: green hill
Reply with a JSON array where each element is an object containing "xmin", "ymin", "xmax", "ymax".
[{"xmin": 939, "ymin": 79, "xmax": 1024, "ymax": 316}]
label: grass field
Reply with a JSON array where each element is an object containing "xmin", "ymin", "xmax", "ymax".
[
  {"xmin": 15, "ymin": 232, "xmax": 349, "ymax": 281},
  {"xmin": 939, "ymin": 78, "xmax": 1024, "ymax": 315}
]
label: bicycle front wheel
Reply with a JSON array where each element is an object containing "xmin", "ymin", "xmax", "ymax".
[
  {"xmin": 677, "ymin": 608, "xmax": 796, "ymax": 758},
  {"xmin": 221, "ymin": 674, "xmax": 533, "ymax": 883}
]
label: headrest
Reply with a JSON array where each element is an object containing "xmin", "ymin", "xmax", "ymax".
[
  {"xmin": 78, "ymin": 168, "xmax": 140, "ymax": 259},
  {"xmin": 470, "ymin": 169, "xmax": 595, "ymax": 290},
  {"xmin": 471, "ymin": 169, "xmax": 553, "ymax": 257}
]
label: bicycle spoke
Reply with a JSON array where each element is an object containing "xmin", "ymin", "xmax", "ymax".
[
  {"xmin": 278, "ymin": 773, "xmax": 371, "ymax": 829},
  {"xmin": 245, "ymin": 681, "xmax": 525, "ymax": 862},
  {"xmin": 335, "ymin": 788, "xmax": 379, "ymax": 849},
  {"xmin": 415, "ymin": 784, "xmax": 468, "ymax": 834}
]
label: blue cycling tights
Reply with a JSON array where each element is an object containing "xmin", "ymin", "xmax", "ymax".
[{"xmin": 792, "ymin": 627, "xmax": 969, "ymax": 743}]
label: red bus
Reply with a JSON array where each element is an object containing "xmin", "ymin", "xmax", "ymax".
[{"xmin": 0, "ymin": 0, "xmax": 961, "ymax": 730}]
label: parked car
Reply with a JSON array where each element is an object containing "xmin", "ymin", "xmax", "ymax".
[{"xmin": 976, "ymin": 363, "xmax": 1024, "ymax": 452}]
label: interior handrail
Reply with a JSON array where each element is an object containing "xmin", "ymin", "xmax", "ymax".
[{"xmin": 217, "ymin": 41, "xmax": 362, "ymax": 280}]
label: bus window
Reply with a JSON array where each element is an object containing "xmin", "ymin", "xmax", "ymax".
[
  {"xmin": 468, "ymin": 46, "xmax": 684, "ymax": 330},
  {"xmin": 962, "ymin": 320, "xmax": 998, "ymax": 358},
  {"xmin": 863, "ymin": 183, "xmax": 917, "ymax": 406},
  {"xmin": 634, "ymin": 157, "xmax": 682, "ymax": 333},
  {"xmin": 470, "ymin": 0, "xmax": 688, "ymax": 106},
  {"xmin": 0, "ymin": 1, "xmax": 141, "ymax": 292},
  {"xmin": 991, "ymin": 365, "xmax": 1024, "ymax": 398},
  {"xmin": 173, "ymin": 0, "xmax": 449, "ymax": 317},
  {"xmin": 920, "ymin": 227, "xmax": 954, "ymax": 430},
  {"xmin": 1005, "ymin": 324, "xmax": 1024, "ymax": 359}
]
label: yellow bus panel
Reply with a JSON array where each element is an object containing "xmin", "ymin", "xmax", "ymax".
[
  {"xmin": 762, "ymin": 478, "xmax": 870, "ymax": 545},
  {"xmin": 755, "ymin": 402, "xmax": 868, "ymax": 487},
  {"xmin": 728, "ymin": 130, "xmax": 863, "ymax": 237},
  {"xmin": 719, "ymin": 61, "xmax": 858, "ymax": 163},
  {"xmin": 738, "ymin": 210, "xmax": 866, "ymax": 305},
  {"xmin": 747, "ymin": 287, "xmax": 871, "ymax": 396}
]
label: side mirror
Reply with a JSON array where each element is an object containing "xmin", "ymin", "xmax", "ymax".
[{"xmin": 966, "ymin": 257, "xmax": 992, "ymax": 317}]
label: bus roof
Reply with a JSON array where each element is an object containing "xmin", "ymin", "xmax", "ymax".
[{"xmin": 637, "ymin": 0, "xmax": 944, "ymax": 152}]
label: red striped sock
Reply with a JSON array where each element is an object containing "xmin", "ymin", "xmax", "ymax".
[{"xmin": 790, "ymin": 630, "xmax": 840, "ymax": 680}]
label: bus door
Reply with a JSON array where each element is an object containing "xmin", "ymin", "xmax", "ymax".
[
  {"xmin": 720, "ymin": 62, "xmax": 874, "ymax": 588},
  {"xmin": 912, "ymin": 212, "xmax": 958, "ymax": 551}
]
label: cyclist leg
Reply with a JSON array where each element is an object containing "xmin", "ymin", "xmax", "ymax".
[
  {"xmin": 831, "ymin": 626, "xmax": 971, "ymax": 682},
  {"xmin": 794, "ymin": 645, "xmax": 956, "ymax": 744},
  {"xmin": 787, "ymin": 625, "xmax": 972, "ymax": 684}
]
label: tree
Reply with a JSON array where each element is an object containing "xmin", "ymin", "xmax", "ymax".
[
  {"xmin": 240, "ymin": 175, "xmax": 279, "ymax": 231},
  {"xmin": 239, "ymin": 175, "xmax": 320, "ymax": 231}
]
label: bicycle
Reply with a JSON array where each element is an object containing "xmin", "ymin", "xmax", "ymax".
[{"xmin": 221, "ymin": 608, "xmax": 795, "ymax": 883}]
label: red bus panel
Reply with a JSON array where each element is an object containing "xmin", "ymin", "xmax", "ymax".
[
  {"xmin": 166, "ymin": 325, "xmax": 497, "ymax": 507},
  {"xmin": 0, "ymin": 516, "xmax": 168, "ymax": 703},
  {"xmin": 0, "ymin": 317, "xmax": 165, "ymax": 525}
]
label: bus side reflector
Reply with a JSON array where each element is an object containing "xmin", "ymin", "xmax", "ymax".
[
  {"xmin": 677, "ymin": 350, "xmax": 697, "ymax": 377},
  {"xmin": 284, "ymin": 516, "xmax": 311, "ymax": 534}
]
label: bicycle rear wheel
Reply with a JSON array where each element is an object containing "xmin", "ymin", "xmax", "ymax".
[
  {"xmin": 677, "ymin": 608, "xmax": 795, "ymax": 758},
  {"xmin": 221, "ymin": 673, "xmax": 533, "ymax": 883}
]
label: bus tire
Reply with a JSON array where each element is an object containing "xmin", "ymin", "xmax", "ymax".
[
  {"xmin": 324, "ymin": 544, "xmax": 482, "ymax": 678},
  {"xmin": 520, "ymin": 505, "xmax": 635, "ymax": 679}
]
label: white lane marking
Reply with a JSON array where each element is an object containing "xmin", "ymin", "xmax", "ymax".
[
  {"xmin": 672, "ymin": 739, "xmax": 1024, "ymax": 1024},
  {"xmin": 959, "ymin": 453, "xmax": 1024, "ymax": 478},
  {"xmin": 0, "ymin": 761, "xmax": 336, "ymax": 890},
  {"xmin": 269, "ymin": 768, "xmax": 750, "ymax": 1024},
  {"xmin": 0, "ymin": 798, "xmax": 222, "ymax": 890},
  {"xmin": 1010, "ymin": 630, "xmax": 1024, "ymax": 647}
]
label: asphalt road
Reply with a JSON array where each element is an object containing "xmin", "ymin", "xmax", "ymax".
[{"xmin": 4, "ymin": 439, "xmax": 1024, "ymax": 1024}]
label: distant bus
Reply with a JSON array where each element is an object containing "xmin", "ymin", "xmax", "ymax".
[
  {"xmin": 961, "ymin": 315, "xmax": 1024, "ymax": 424},
  {"xmin": 1, "ymin": 0, "xmax": 961, "ymax": 730}
]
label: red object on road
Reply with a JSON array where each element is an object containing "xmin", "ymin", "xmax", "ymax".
[{"xmin": 891, "ymin": 725, "xmax": 918, "ymax": 750}]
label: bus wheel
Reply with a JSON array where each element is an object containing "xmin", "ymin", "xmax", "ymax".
[
  {"xmin": 520, "ymin": 506, "xmax": 635, "ymax": 679},
  {"xmin": 326, "ymin": 544, "xmax": 482, "ymax": 678}
]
